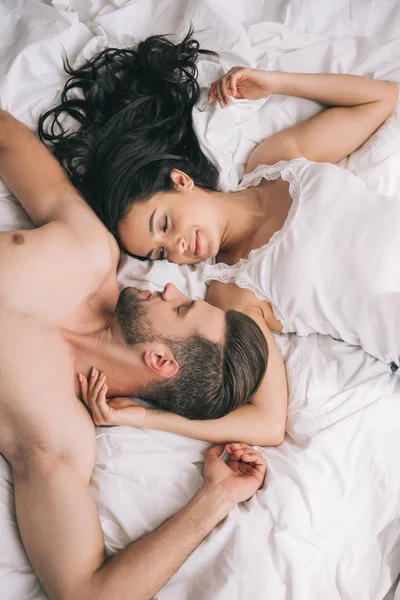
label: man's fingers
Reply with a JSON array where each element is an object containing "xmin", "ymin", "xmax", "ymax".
[
  {"xmin": 206, "ymin": 444, "xmax": 226, "ymax": 460},
  {"xmin": 238, "ymin": 462, "xmax": 262, "ymax": 478}
]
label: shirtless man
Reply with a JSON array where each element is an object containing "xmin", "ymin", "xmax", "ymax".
[{"xmin": 0, "ymin": 110, "xmax": 267, "ymax": 600}]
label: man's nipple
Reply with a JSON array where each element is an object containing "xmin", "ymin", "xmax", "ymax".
[{"xmin": 11, "ymin": 233, "xmax": 25, "ymax": 245}]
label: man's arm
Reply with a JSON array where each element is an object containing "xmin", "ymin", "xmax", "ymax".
[
  {"xmin": 0, "ymin": 110, "xmax": 82, "ymax": 225},
  {"xmin": 0, "ymin": 111, "xmax": 113, "ymax": 257},
  {"xmin": 1, "ymin": 324, "xmax": 266, "ymax": 600},
  {"xmin": 10, "ymin": 441, "xmax": 265, "ymax": 600}
]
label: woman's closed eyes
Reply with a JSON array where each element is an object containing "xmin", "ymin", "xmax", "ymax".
[{"xmin": 158, "ymin": 215, "xmax": 169, "ymax": 260}]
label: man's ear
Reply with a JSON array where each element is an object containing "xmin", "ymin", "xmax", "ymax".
[
  {"xmin": 143, "ymin": 348, "xmax": 179, "ymax": 379},
  {"xmin": 170, "ymin": 169, "xmax": 194, "ymax": 191}
]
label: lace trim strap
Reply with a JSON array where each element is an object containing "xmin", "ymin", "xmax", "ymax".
[
  {"xmin": 203, "ymin": 266, "xmax": 289, "ymax": 330},
  {"xmin": 202, "ymin": 159, "xmax": 306, "ymax": 332},
  {"xmin": 237, "ymin": 158, "xmax": 306, "ymax": 192},
  {"xmin": 242, "ymin": 159, "xmax": 303, "ymax": 260}
]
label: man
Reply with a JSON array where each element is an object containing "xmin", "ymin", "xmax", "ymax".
[{"xmin": 0, "ymin": 109, "xmax": 267, "ymax": 599}]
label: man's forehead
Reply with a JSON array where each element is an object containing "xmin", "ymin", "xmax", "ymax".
[{"xmin": 195, "ymin": 301, "xmax": 226, "ymax": 341}]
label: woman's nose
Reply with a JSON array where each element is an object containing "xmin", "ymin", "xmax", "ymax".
[{"xmin": 175, "ymin": 236, "xmax": 186, "ymax": 255}]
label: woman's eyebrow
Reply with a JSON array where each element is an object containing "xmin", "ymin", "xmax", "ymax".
[
  {"xmin": 146, "ymin": 209, "xmax": 157, "ymax": 258},
  {"xmin": 149, "ymin": 209, "xmax": 156, "ymax": 234}
]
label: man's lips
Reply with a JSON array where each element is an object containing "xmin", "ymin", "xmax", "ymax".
[{"xmin": 142, "ymin": 290, "xmax": 162, "ymax": 300}]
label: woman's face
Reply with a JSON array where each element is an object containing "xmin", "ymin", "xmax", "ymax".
[{"xmin": 118, "ymin": 171, "xmax": 222, "ymax": 264}]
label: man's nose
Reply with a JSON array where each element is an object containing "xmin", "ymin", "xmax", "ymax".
[{"xmin": 162, "ymin": 282, "xmax": 187, "ymax": 301}]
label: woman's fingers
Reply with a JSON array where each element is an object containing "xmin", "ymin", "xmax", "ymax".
[
  {"xmin": 225, "ymin": 443, "xmax": 267, "ymax": 475},
  {"xmin": 85, "ymin": 368, "xmax": 104, "ymax": 424},
  {"xmin": 227, "ymin": 69, "xmax": 239, "ymax": 98},
  {"xmin": 210, "ymin": 76, "xmax": 231, "ymax": 107},
  {"xmin": 79, "ymin": 373, "xmax": 88, "ymax": 406},
  {"xmin": 214, "ymin": 78, "xmax": 225, "ymax": 107},
  {"xmin": 88, "ymin": 367, "xmax": 100, "ymax": 396},
  {"xmin": 209, "ymin": 67, "xmax": 246, "ymax": 106},
  {"xmin": 219, "ymin": 74, "xmax": 231, "ymax": 106},
  {"xmin": 209, "ymin": 81, "xmax": 217, "ymax": 103},
  {"xmin": 91, "ymin": 371, "xmax": 106, "ymax": 400},
  {"xmin": 225, "ymin": 441, "xmax": 249, "ymax": 455},
  {"xmin": 96, "ymin": 384, "xmax": 112, "ymax": 422},
  {"xmin": 79, "ymin": 368, "xmax": 113, "ymax": 426}
]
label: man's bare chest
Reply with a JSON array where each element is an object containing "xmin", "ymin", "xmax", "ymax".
[{"xmin": 0, "ymin": 227, "xmax": 119, "ymax": 330}]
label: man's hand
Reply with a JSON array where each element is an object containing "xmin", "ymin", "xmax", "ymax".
[
  {"xmin": 203, "ymin": 443, "xmax": 267, "ymax": 508},
  {"xmin": 79, "ymin": 368, "xmax": 147, "ymax": 427}
]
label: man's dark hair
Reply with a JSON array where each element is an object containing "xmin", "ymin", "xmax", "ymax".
[
  {"xmin": 114, "ymin": 289, "xmax": 269, "ymax": 420},
  {"xmin": 137, "ymin": 310, "xmax": 269, "ymax": 420}
]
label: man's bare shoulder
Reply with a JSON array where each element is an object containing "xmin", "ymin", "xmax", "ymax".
[{"xmin": 0, "ymin": 306, "xmax": 96, "ymax": 475}]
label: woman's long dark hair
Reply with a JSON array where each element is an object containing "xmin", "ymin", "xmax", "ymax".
[{"xmin": 39, "ymin": 29, "xmax": 220, "ymax": 238}]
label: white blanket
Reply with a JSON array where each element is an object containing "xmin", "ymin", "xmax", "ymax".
[{"xmin": 1, "ymin": 1, "xmax": 400, "ymax": 599}]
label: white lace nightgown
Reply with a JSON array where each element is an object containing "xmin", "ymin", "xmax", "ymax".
[{"xmin": 203, "ymin": 158, "xmax": 400, "ymax": 366}]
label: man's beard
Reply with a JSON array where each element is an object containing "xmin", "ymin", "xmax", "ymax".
[{"xmin": 114, "ymin": 287, "xmax": 159, "ymax": 346}]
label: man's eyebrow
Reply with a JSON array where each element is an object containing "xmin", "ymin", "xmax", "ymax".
[
  {"xmin": 184, "ymin": 300, "xmax": 196, "ymax": 315},
  {"xmin": 178, "ymin": 300, "xmax": 196, "ymax": 317},
  {"xmin": 146, "ymin": 209, "xmax": 157, "ymax": 259}
]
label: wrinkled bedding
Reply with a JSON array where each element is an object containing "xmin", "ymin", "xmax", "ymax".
[{"xmin": 1, "ymin": 1, "xmax": 400, "ymax": 598}]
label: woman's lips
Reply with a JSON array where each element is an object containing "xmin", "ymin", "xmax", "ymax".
[{"xmin": 194, "ymin": 231, "xmax": 201, "ymax": 257}]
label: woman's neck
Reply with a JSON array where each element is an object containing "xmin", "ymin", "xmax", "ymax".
[{"xmin": 218, "ymin": 185, "xmax": 268, "ymax": 258}]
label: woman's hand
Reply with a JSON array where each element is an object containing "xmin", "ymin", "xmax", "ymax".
[
  {"xmin": 209, "ymin": 67, "xmax": 280, "ymax": 107},
  {"xmin": 79, "ymin": 368, "xmax": 147, "ymax": 427}
]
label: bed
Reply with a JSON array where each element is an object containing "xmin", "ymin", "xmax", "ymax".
[{"xmin": 1, "ymin": 1, "xmax": 400, "ymax": 598}]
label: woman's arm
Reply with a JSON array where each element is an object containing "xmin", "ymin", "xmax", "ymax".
[
  {"xmin": 144, "ymin": 307, "xmax": 287, "ymax": 447},
  {"xmin": 210, "ymin": 68, "xmax": 399, "ymax": 169}
]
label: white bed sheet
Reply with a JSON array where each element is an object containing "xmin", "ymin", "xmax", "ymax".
[{"xmin": 1, "ymin": 1, "xmax": 400, "ymax": 598}]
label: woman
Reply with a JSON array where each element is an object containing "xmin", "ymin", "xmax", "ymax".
[
  {"xmin": 40, "ymin": 32, "xmax": 399, "ymax": 434},
  {"xmin": 114, "ymin": 67, "xmax": 399, "ymax": 369},
  {"xmin": 39, "ymin": 32, "xmax": 288, "ymax": 445},
  {"xmin": 40, "ymin": 32, "xmax": 400, "ymax": 369}
]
